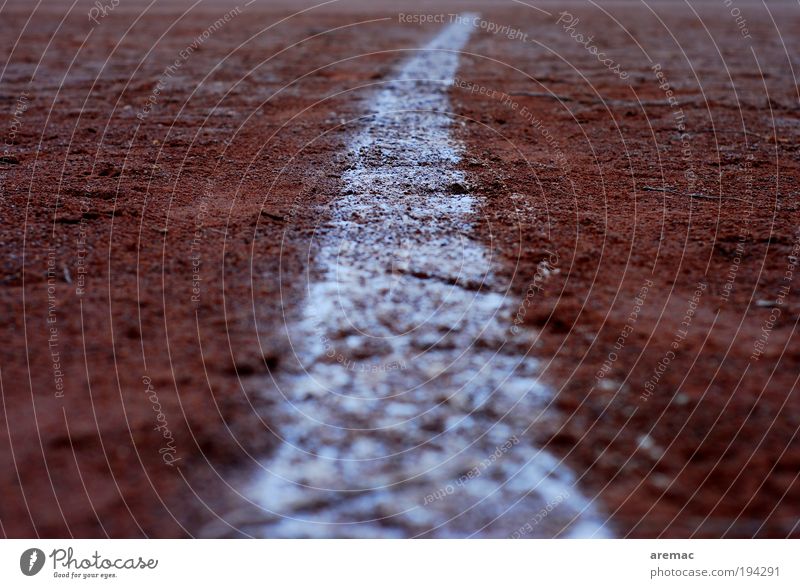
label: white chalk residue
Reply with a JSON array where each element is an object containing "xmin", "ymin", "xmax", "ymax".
[{"xmin": 249, "ymin": 14, "xmax": 611, "ymax": 538}]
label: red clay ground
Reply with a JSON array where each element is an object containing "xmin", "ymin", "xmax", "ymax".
[{"xmin": 0, "ymin": 0, "xmax": 798, "ymax": 537}]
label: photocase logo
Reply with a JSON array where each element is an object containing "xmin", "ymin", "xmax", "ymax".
[{"xmin": 20, "ymin": 548, "xmax": 46, "ymax": 576}]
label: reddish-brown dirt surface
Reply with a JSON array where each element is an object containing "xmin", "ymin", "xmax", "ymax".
[
  {"xmin": 1, "ymin": 0, "xmax": 798, "ymax": 537},
  {"xmin": 455, "ymin": 1, "xmax": 800, "ymax": 538}
]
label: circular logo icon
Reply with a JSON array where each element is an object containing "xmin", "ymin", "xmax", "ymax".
[{"xmin": 20, "ymin": 548, "xmax": 45, "ymax": 576}]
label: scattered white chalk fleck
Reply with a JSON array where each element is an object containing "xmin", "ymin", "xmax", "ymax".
[
  {"xmin": 598, "ymin": 378, "xmax": 618, "ymax": 391},
  {"xmin": 637, "ymin": 434, "xmax": 664, "ymax": 459}
]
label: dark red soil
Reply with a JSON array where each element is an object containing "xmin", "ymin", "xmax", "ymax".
[{"xmin": 1, "ymin": 0, "xmax": 798, "ymax": 537}]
